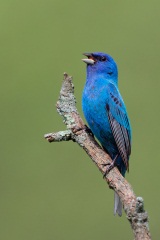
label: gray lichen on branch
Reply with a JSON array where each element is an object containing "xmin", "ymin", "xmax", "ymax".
[
  {"xmin": 44, "ymin": 73, "xmax": 151, "ymax": 240},
  {"xmin": 44, "ymin": 130, "xmax": 72, "ymax": 142}
]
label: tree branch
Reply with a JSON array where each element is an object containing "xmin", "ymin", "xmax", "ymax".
[{"xmin": 44, "ymin": 73, "xmax": 151, "ymax": 240}]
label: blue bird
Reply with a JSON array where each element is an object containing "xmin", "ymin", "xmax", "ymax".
[{"xmin": 82, "ymin": 52, "xmax": 131, "ymax": 216}]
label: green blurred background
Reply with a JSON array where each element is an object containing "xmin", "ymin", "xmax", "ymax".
[{"xmin": 0, "ymin": 0, "xmax": 159, "ymax": 239}]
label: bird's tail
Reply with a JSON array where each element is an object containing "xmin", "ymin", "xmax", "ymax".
[{"xmin": 114, "ymin": 191, "xmax": 122, "ymax": 216}]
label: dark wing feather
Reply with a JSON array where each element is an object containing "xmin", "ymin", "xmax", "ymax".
[{"xmin": 106, "ymin": 93, "xmax": 131, "ymax": 171}]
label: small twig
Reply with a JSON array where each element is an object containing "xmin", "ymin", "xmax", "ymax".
[
  {"xmin": 44, "ymin": 130, "xmax": 72, "ymax": 142},
  {"xmin": 44, "ymin": 73, "xmax": 151, "ymax": 240}
]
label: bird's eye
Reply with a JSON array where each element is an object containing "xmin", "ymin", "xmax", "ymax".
[{"xmin": 100, "ymin": 56, "xmax": 106, "ymax": 61}]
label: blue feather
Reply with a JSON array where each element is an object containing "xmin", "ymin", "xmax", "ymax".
[{"xmin": 82, "ymin": 52, "xmax": 132, "ymax": 216}]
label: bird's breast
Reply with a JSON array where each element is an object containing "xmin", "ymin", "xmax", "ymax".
[{"xmin": 82, "ymin": 82, "xmax": 113, "ymax": 145}]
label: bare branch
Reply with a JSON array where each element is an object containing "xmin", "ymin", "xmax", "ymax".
[
  {"xmin": 44, "ymin": 130, "xmax": 72, "ymax": 142},
  {"xmin": 44, "ymin": 73, "xmax": 151, "ymax": 240}
]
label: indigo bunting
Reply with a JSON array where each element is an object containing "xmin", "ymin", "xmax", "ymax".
[{"xmin": 82, "ymin": 52, "xmax": 131, "ymax": 216}]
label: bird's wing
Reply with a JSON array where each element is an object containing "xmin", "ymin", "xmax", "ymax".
[{"xmin": 106, "ymin": 84, "xmax": 131, "ymax": 171}]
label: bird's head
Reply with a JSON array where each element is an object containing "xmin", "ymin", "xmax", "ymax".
[{"xmin": 82, "ymin": 52, "xmax": 118, "ymax": 81}]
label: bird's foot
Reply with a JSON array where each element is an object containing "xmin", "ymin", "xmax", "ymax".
[
  {"xmin": 72, "ymin": 124, "xmax": 94, "ymax": 137},
  {"xmin": 102, "ymin": 162, "xmax": 115, "ymax": 178},
  {"xmin": 84, "ymin": 124, "xmax": 94, "ymax": 137},
  {"xmin": 102, "ymin": 154, "xmax": 118, "ymax": 178}
]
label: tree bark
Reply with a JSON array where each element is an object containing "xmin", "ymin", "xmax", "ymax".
[{"xmin": 44, "ymin": 73, "xmax": 151, "ymax": 240}]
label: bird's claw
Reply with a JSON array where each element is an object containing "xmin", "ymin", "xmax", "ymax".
[
  {"xmin": 102, "ymin": 162, "xmax": 115, "ymax": 178},
  {"xmin": 84, "ymin": 125, "xmax": 94, "ymax": 137},
  {"xmin": 102, "ymin": 154, "xmax": 118, "ymax": 178},
  {"xmin": 72, "ymin": 125, "xmax": 94, "ymax": 137}
]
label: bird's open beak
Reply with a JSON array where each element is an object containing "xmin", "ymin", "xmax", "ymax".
[{"xmin": 82, "ymin": 53, "xmax": 95, "ymax": 65}]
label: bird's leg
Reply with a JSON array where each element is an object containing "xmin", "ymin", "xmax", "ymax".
[{"xmin": 102, "ymin": 154, "xmax": 119, "ymax": 178}]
